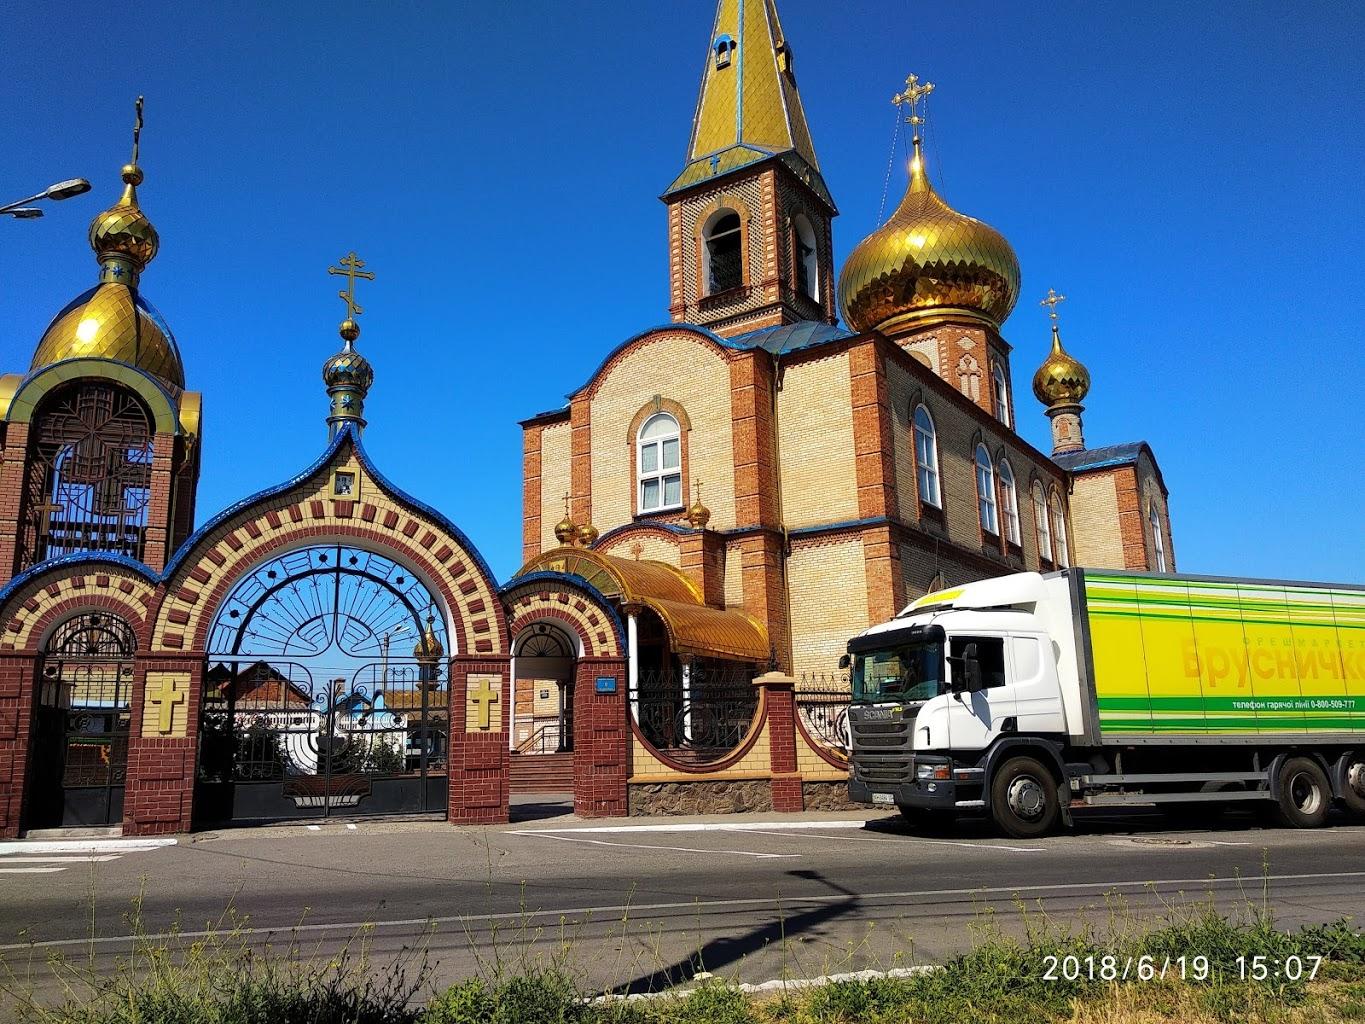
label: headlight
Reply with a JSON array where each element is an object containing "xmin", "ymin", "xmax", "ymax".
[{"xmin": 916, "ymin": 763, "xmax": 950, "ymax": 781}]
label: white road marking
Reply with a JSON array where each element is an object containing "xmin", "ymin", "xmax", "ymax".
[
  {"xmin": 346, "ymin": 824, "xmax": 357, "ymax": 830},
  {"xmin": 0, "ymin": 867, "xmax": 66, "ymax": 874},
  {"xmin": 0, "ymin": 855, "xmax": 122, "ymax": 863},
  {"xmin": 6, "ymin": 869, "xmax": 1364, "ymax": 952},
  {"xmin": 1206, "ymin": 840, "xmax": 1254, "ymax": 847},
  {"xmin": 0, "ymin": 838, "xmax": 175, "ymax": 855},
  {"xmin": 513, "ymin": 820, "xmax": 872, "ymax": 835},
  {"xmin": 723, "ymin": 826, "xmax": 1044, "ymax": 854},
  {"xmin": 519, "ymin": 832, "xmax": 800, "ymax": 860},
  {"xmin": 307, "ymin": 825, "xmax": 321, "ymax": 831}
]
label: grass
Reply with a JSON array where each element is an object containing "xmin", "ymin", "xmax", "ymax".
[{"xmin": 1, "ymin": 889, "xmax": 1362, "ymax": 1023}]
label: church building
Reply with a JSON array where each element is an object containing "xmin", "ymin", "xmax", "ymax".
[{"xmin": 518, "ymin": 0, "xmax": 1176, "ymax": 683}]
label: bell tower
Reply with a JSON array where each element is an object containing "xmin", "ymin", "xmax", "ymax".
[{"xmin": 663, "ymin": 0, "xmax": 837, "ymax": 338}]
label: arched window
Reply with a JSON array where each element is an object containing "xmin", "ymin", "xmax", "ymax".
[
  {"xmin": 713, "ymin": 34, "xmax": 736, "ymax": 69},
  {"xmin": 1050, "ymin": 490, "xmax": 1070, "ymax": 568},
  {"xmin": 992, "ymin": 363, "xmax": 1011, "ymax": 427},
  {"xmin": 638, "ymin": 413, "xmax": 682, "ymax": 513},
  {"xmin": 702, "ymin": 210, "xmax": 743, "ymax": 295},
  {"xmin": 20, "ymin": 380, "xmax": 154, "ymax": 570},
  {"xmin": 1033, "ymin": 481, "xmax": 1052, "ymax": 563},
  {"xmin": 975, "ymin": 445, "xmax": 998, "ymax": 536},
  {"xmin": 1149, "ymin": 501, "xmax": 1168, "ymax": 572},
  {"xmin": 912, "ymin": 405, "xmax": 941, "ymax": 509},
  {"xmin": 793, "ymin": 214, "xmax": 818, "ymax": 301},
  {"xmin": 998, "ymin": 458, "xmax": 1020, "ymax": 545}
]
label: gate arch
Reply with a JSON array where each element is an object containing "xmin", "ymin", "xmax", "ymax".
[{"xmin": 197, "ymin": 542, "xmax": 452, "ymax": 823}]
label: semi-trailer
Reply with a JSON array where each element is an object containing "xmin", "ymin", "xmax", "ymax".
[{"xmin": 844, "ymin": 569, "xmax": 1365, "ymax": 838}]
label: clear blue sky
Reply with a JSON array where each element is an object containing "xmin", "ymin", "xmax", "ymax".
[{"xmin": 4, "ymin": 1, "xmax": 1362, "ymax": 585}]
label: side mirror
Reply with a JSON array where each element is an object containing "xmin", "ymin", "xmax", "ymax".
[{"xmin": 838, "ymin": 653, "xmax": 851, "ymax": 670}]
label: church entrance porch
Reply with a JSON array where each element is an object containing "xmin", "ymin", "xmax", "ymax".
[
  {"xmin": 509, "ymin": 622, "xmax": 576, "ymax": 796},
  {"xmin": 28, "ymin": 613, "xmax": 136, "ymax": 828},
  {"xmin": 194, "ymin": 544, "xmax": 451, "ymax": 825}
]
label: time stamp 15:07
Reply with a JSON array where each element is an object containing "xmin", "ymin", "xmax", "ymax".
[{"xmin": 1041, "ymin": 955, "xmax": 1325, "ymax": 982}]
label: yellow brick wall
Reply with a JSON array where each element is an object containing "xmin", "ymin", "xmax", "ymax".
[
  {"xmin": 1069, "ymin": 469, "xmax": 1126, "ymax": 568},
  {"xmin": 777, "ymin": 351, "xmax": 857, "ymax": 528},
  {"xmin": 538, "ymin": 421, "xmax": 571, "ymax": 553},
  {"xmin": 787, "ymin": 536, "xmax": 868, "ymax": 678},
  {"xmin": 599, "ymin": 532, "xmax": 682, "ymax": 567},
  {"xmin": 587, "ymin": 332, "xmax": 736, "ymax": 533}
]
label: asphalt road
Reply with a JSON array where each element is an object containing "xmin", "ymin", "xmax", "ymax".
[{"xmin": 2, "ymin": 802, "xmax": 1363, "ymax": 1006}]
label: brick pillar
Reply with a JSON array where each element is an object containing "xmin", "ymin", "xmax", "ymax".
[
  {"xmin": 678, "ymin": 529, "xmax": 726, "ymax": 607},
  {"xmin": 740, "ymin": 533, "xmax": 789, "ymax": 669},
  {"xmin": 0, "ymin": 652, "xmax": 36, "ymax": 838},
  {"xmin": 755, "ymin": 671, "xmax": 803, "ymax": 813},
  {"xmin": 448, "ymin": 656, "xmax": 511, "ymax": 825},
  {"xmin": 0, "ymin": 423, "xmax": 32, "ymax": 587},
  {"xmin": 123, "ymin": 654, "xmax": 202, "ymax": 835},
  {"xmin": 141, "ymin": 432, "xmax": 176, "ymax": 573},
  {"xmin": 572, "ymin": 656, "xmax": 628, "ymax": 817},
  {"xmin": 522, "ymin": 424, "xmax": 544, "ymax": 563}
]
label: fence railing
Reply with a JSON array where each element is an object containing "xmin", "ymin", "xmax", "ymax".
[
  {"xmin": 797, "ymin": 671, "xmax": 851, "ymax": 758},
  {"xmin": 630, "ymin": 666, "xmax": 759, "ymax": 765}
]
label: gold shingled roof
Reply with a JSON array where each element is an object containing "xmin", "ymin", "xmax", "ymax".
[
  {"xmin": 30, "ymin": 284, "xmax": 185, "ymax": 389},
  {"xmin": 516, "ymin": 547, "xmax": 770, "ymax": 663},
  {"xmin": 667, "ymin": 0, "xmax": 828, "ymax": 201}
]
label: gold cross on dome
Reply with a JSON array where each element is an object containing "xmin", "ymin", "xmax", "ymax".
[
  {"xmin": 1040, "ymin": 288, "xmax": 1067, "ymax": 321},
  {"xmin": 328, "ymin": 251, "xmax": 376, "ymax": 320},
  {"xmin": 130, "ymin": 96, "xmax": 144, "ymax": 166},
  {"xmin": 562, "ymin": 491, "xmax": 572, "ymax": 517},
  {"xmin": 893, "ymin": 73, "xmax": 935, "ymax": 128}
]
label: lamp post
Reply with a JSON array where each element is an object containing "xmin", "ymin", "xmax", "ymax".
[
  {"xmin": 380, "ymin": 622, "xmax": 409, "ymax": 689},
  {"xmin": 1, "ymin": 178, "xmax": 92, "ymax": 219}
]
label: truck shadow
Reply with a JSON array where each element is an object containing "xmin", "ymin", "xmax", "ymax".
[{"xmin": 866, "ymin": 807, "xmax": 1360, "ymax": 840}]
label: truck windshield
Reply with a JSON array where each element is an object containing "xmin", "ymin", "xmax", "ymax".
[{"xmin": 851, "ymin": 642, "xmax": 945, "ymax": 703}]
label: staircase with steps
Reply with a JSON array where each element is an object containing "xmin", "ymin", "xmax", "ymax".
[{"xmin": 509, "ymin": 752, "xmax": 574, "ymax": 794}]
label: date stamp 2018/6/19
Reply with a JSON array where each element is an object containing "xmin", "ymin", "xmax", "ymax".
[{"xmin": 1041, "ymin": 954, "xmax": 1325, "ymax": 983}]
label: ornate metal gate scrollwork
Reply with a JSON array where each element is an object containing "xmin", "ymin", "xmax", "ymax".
[
  {"xmin": 630, "ymin": 664, "xmax": 758, "ymax": 766},
  {"xmin": 198, "ymin": 544, "xmax": 450, "ymax": 822}
]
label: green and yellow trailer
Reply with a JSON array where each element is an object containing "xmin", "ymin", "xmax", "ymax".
[{"xmin": 845, "ymin": 569, "xmax": 1365, "ymax": 837}]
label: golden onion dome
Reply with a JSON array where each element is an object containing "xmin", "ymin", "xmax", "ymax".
[
  {"xmin": 554, "ymin": 515, "xmax": 577, "ymax": 545},
  {"xmin": 576, "ymin": 522, "xmax": 600, "ymax": 547},
  {"xmin": 89, "ymin": 164, "xmax": 159, "ymax": 270},
  {"xmin": 30, "ymin": 283, "xmax": 185, "ymax": 389},
  {"xmin": 1032, "ymin": 324, "xmax": 1091, "ymax": 406},
  {"xmin": 838, "ymin": 138, "xmax": 1020, "ymax": 334},
  {"xmin": 413, "ymin": 615, "xmax": 444, "ymax": 661}
]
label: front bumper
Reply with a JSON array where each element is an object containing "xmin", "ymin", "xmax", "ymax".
[{"xmin": 850, "ymin": 755, "xmax": 958, "ymax": 810}]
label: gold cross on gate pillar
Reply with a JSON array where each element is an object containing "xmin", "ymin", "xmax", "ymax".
[
  {"xmin": 1040, "ymin": 288, "xmax": 1067, "ymax": 321},
  {"xmin": 147, "ymin": 675, "xmax": 185, "ymax": 735},
  {"xmin": 328, "ymin": 251, "xmax": 376, "ymax": 321},
  {"xmin": 469, "ymin": 677, "xmax": 500, "ymax": 731}
]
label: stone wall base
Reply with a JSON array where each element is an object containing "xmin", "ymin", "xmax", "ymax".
[
  {"xmin": 802, "ymin": 780, "xmax": 865, "ymax": 812},
  {"xmin": 628, "ymin": 780, "xmax": 773, "ymax": 816}
]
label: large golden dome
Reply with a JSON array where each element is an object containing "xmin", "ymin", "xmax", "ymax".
[
  {"xmin": 1032, "ymin": 324, "xmax": 1090, "ymax": 406},
  {"xmin": 839, "ymin": 140, "xmax": 1020, "ymax": 334},
  {"xmin": 30, "ymin": 283, "xmax": 185, "ymax": 390}
]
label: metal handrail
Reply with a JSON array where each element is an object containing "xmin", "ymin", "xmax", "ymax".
[{"xmin": 515, "ymin": 724, "xmax": 562, "ymax": 755}]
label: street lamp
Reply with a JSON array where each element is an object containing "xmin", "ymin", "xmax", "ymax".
[
  {"xmin": 380, "ymin": 622, "xmax": 409, "ymax": 688},
  {"xmin": 2, "ymin": 177, "xmax": 92, "ymax": 219}
]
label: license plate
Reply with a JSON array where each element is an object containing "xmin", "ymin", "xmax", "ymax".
[{"xmin": 871, "ymin": 792, "xmax": 895, "ymax": 805}]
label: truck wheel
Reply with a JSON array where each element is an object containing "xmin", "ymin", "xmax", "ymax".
[
  {"xmin": 1273, "ymin": 757, "xmax": 1331, "ymax": 828},
  {"xmin": 1341, "ymin": 757, "xmax": 1365, "ymax": 818},
  {"xmin": 990, "ymin": 757, "xmax": 1059, "ymax": 839}
]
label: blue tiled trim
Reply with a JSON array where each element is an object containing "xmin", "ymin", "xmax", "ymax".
[
  {"xmin": 0, "ymin": 552, "xmax": 158, "ymax": 609},
  {"xmin": 499, "ymin": 570, "xmax": 626, "ymax": 651},
  {"xmin": 784, "ymin": 516, "xmax": 886, "ymax": 537}
]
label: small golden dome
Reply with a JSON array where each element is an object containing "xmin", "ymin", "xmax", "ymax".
[
  {"xmin": 576, "ymin": 522, "xmax": 600, "ymax": 547},
  {"xmin": 89, "ymin": 164, "xmax": 159, "ymax": 270},
  {"xmin": 839, "ymin": 139, "xmax": 1020, "ymax": 334},
  {"xmin": 554, "ymin": 516, "xmax": 577, "ymax": 545},
  {"xmin": 322, "ymin": 339, "xmax": 374, "ymax": 392},
  {"xmin": 413, "ymin": 614, "xmax": 444, "ymax": 661},
  {"xmin": 30, "ymin": 283, "xmax": 185, "ymax": 389},
  {"xmin": 1032, "ymin": 325, "xmax": 1090, "ymax": 406},
  {"xmin": 685, "ymin": 481, "xmax": 711, "ymax": 528}
]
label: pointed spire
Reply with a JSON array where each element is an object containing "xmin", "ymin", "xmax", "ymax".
[
  {"xmin": 322, "ymin": 251, "xmax": 376, "ymax": 438},
  {"xmin": 665, "ymin": 0, "xmax": 831, "ymax": 204},
  {"xmin": 893, "ymin": 74, "xmax": 936, "ymax": 197},
  {"xmin": 89, "ymin": 96, "xmax": 159, "ymax": 286}
]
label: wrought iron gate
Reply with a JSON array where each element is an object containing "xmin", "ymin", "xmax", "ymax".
[
  {"xmin": 30, "ymin": 613, "xmax": 135, "ymax": 828},
  {"xmin": 196, "ymin": 544, "xmax": 450, "ymax": 823}
]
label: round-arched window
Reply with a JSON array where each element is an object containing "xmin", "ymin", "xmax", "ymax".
[
  {"xmin": 703, "ymin": 210, "xmax": 743, "ymax": 295},
  {"xmin": 637, "ymin": 413, "xmax": 682, "ymax": 513},
  {"xmin": 794, "ymin": 214, "xmax": 819, "ymax": 301}
]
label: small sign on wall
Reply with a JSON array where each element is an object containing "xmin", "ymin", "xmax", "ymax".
[{"xmin": 594, "ymin": 676, "xmax": 617, "ymax": 694}]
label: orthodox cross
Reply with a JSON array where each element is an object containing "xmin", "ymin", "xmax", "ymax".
[
  {"xmin": 328, "ymin": 252, "xmax": 376, "ymax": 321},
  {"xmin": 1040, "ymin": 288, "xmax": 1067, "ymax": 321},
  {"xmin": 130, "ymin": 96, "xmax": 144, "ymax": 167},
  {"xmin": 693, "ymin": 479, "xmax": 704, "ymax": 503},
  {"xmin": 562, "ymin": 491, "xmax": 572, "ymax": 518},
  {"xmin": 32, "ymin": 497, "xmax": 65, "ymax": 537},
  {"xmin": 892, "ymin": 73, "xmax": 935, "ymax": 132}
]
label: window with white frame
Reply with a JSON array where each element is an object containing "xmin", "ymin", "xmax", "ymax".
[
  {"xmin": 1033, "ymin": 481, "xmax": 1052, "ymax": 562},
  {"xmin": 1050, "ymin": 491, "xmax": 1070, "ymax": 567},
  {"xmin": 992, "ymin": 363, "xmax": 1011, "ymax": 427},
  {"xmin": 998, "ymin": 458, "xmax": 1021, "ymax": 545},
  {"xmin": 912, "ymin": 405, "xmax": 941, "ymax": 508},
  {"xmin": 637, "ymin": 413, "xmax": 682, "ymax": 513},
  {"xmin": 975, "ymin": 444, "xmax": 998, "ymax": 535},
  {"xmin": 1149, "ymin": 501, "xmax": 1167, "ymax": 572}
]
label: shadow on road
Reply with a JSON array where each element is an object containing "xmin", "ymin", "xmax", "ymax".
[{"xmin": 608, "ymin": 869, "xmax": 860, "ymax": 996}]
